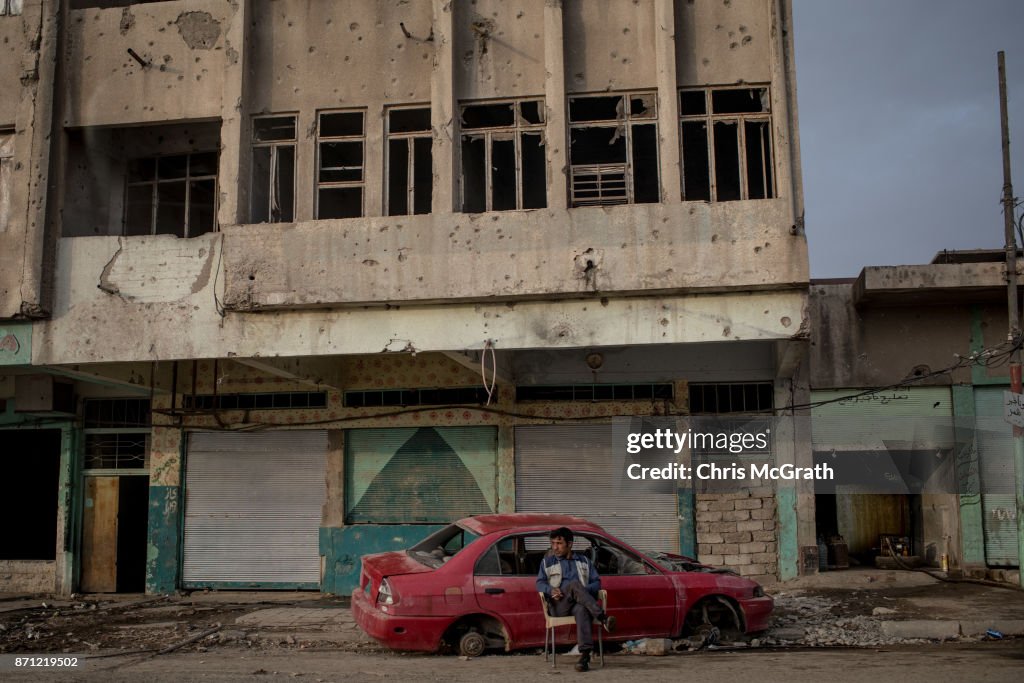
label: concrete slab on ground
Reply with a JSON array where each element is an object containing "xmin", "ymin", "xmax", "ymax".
[{"xmin": 234, "ymin": 607, "xmax": 353, "ymax": 628}]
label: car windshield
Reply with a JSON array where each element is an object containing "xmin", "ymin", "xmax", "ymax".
[{"xmin": 408, "ymin": 524, "xmax": 481, "ymax": 569}]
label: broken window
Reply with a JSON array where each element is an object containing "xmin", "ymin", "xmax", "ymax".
[
  {"xmin": 316, "ymin": 110, "xmax": 365, "ymax": 219},
  {"xmin": 386, "ymin": 106, "xmax": 433, "ymax": 216},
  {"xmin": 0, "ymin": 131, "xmax": 12, "ymax": 233},
  {"xmin": 567, "ymin": 92, "xmax": 659, "ymax": 207},
  {"xmin": 459, "ymin": 99, "xmax": 546, "ymax": 213},
  {"xmin": 124, "ymin": 151, "xmax": 218, "ymax": 238},
  {"xmin": 679, "ymin": 86, "xmax": 775, "ymax": 202},
  {"xmin": 0, "ymin": 0, "xmax": 22, "ymax": 16},
  {"xmin": 250, "ymin": 115, "xmax": 296, "ymax": 224}
]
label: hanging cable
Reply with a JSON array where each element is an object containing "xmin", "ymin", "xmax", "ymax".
[{"xmin": 480, "ymin": 339, "xmax": 497, "ymax": 406}]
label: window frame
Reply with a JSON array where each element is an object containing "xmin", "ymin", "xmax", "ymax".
[
  {"xmin": 123, "ymin": 151, "xmax": 219, "ymax": 238},
  {"xmin": 567, "ymin": 90, "xmax": 660, "ymax": 208},
  {"xmin": 679, "ymin": 85, "xmax": 776, "ymax": 202},
  {"xmin": 250, "ymin": 113, "xmax": 298, "ymax": 224},
  {"xmin": 459, "ymin": 97, "xmax": 547, "ymax": 213},
  {"xmin": 315, "ymin": 108, "xmax": 367, "ymax": 219},
  {"xmin": 82, "ymin": 398, "xmax": 151, "ymax": 475},
  {"xmin": 384, "ymin": 105, "xmax": 433, "ymax": 216}
]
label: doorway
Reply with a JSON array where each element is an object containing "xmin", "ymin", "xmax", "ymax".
[{"xmin": 81, "ymin": 475, "xmax": 149, "ymax": 592}]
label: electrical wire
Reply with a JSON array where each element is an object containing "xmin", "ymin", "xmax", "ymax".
[{"xmin": 480, "ymin": 340, "xmax": 497, "ymax": 406}]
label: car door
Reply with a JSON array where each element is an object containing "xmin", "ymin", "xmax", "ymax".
[
  {"xmin": 472, "ymin": 534, "xmax": 546, "ymax": 647},
  {"xmin": 587, "ymin": 535, "xmax": 676, "ymax": 638}
]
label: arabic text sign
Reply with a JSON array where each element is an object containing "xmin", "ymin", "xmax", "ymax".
[{"xmin": 1004, "ymin": 391, "xmax": 1024, "ymax": 428}]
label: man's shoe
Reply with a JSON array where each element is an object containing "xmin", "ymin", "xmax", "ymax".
[
  {"xmin": 574, "ymin": 651, "xmax": 591, "ymax": 672},
  {"xmin": 599, "ymin": 614, "xmax": 617, "ymax": 633}
]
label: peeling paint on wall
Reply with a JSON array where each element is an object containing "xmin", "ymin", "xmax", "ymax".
[{"xmin": 175, "ymin": 12, "xmax": 221, "ymax": 50}]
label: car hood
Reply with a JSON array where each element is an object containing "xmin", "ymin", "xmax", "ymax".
[
  {"xmin": 361, "ymin": 550, "xmax": 434, "ymax": 583},
  {"xmin": 651, "ymin": 551, "xmax": 740, "ymax": 575}
]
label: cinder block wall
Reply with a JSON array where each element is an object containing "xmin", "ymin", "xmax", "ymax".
[{"xmin": 696, "ymin": 488, "xmax": 777, "ymax": 582}]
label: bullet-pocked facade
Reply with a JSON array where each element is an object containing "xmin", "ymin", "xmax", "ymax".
[{"xmin": 0, "ymin": 0, "xmax": 811, "ymax": 596}]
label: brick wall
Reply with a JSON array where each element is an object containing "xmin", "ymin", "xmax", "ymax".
[{"xmin": 696, "ymin": 487, "xmax": 777, "ymax": 583}]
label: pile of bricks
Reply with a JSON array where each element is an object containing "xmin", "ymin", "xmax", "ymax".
[{"xmin": 695, "ymin": 487, "xmax": 777, "ymax": 581}]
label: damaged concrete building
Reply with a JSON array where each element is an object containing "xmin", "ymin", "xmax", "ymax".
[
  {"xmin": 0, "ymin": 0, "xmax": 811, "ymax": 596},
  {"xmin": 810, "ymin": 251, "xmax": 1023, "ymax": 584}
]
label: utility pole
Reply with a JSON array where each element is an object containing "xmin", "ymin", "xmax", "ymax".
[{"xmin": 998, "ymin": 51, "xmax": 1024, "ymax": 587}]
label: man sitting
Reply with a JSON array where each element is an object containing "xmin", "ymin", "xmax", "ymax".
[{"xmin": 536, "ymin": 526, "xmax": 616, "ymax": 672}]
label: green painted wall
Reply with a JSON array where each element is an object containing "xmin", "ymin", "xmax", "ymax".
[
  {"xmin": 952, "ymin": 385, "xmax": 986, "ymax": 566},
  {"xmin": 146, "ymin": 485, "xmax": 181, "ymax": 594},
  {"xmin": 677, "ymin": 489, "xmax": 696, "ymax": 558},
  {"xmin": 776, "ymin": 486, "xmax": 798, "ymax": 580},
  {"xmin": 0, "ymin": 322, "xmax": 32, "ymax": 366},
  {"xmin": 320, "ymin": 524, "xmax": 445, "ymax": 595}
]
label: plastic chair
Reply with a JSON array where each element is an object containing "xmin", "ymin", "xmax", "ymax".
[{"xmin": 538, "ymin": 589, "xmax": 607, "ymax": 669}]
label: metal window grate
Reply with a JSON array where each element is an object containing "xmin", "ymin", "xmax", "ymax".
[
  {"xmin": 84, "ymin": 398, "xmax": 151, "ymax": 428},
  {"xmin": 182, "ymin": 392, "xmax": 328, "ymax": 411},
  {"xmin": 344, "ymin": 387, "xmax": 488, "ymax": 408},
  {"xmin": 570, "ymin": 165, "xmax": 628, "ymax": 206},
  {"xmin": 84, "ymin": 433, "xmax": 149, "ymax": 470},
  {"xmin": 688, "ymin": 382, "xmax": 774, "ymax": 414},
  {"xmin": 516, "ymin": 384, "xmax": 674, "ymax": 402}
]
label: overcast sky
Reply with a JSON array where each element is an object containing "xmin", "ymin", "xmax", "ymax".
[{"xmin": 792, "ymin": 0, "xmax": 1024, "ymax": 278}]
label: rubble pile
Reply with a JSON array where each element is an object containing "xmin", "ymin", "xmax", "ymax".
[{"xmin": 768, "ymin": 591, "xmax": 930, "ymax": 648}]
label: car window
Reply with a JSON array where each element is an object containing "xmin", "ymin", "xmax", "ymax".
[
  {"xmin": 408, "ymin": 523, "xmax": 480, "ymax": 569},
  {"xmin": 474, "ymin": 537, "xmax": 518, "ymax": 576},
  {"xmin": 588, "ymin": 536, "xmax": 649, "ymax": 576},
  {"xmin": 520, "ymin": 533, "xmax": 591, "ymax": 576}
]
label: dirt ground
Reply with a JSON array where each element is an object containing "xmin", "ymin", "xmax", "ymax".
[
  {"xmin": 0, "ymin": 593, "xmax": 368, "ymax": 657},
  {"xmin": 3, "ymin": 642, "xmax": 1024, "ymax": 683}
]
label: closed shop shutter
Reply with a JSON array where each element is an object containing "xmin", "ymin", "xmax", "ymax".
[
  {"xmin": 974, "ymin": 387, "xmax": 1018, "ymax": 567},
  {"xmin": 345, "ymin": 427, "xmax": 498, "ymax": 523},
  {"xmin": 183, "ymin": 431, "xmax": 327, "ymax": 587},
  {"xmin": 514, "ymin": 424, "xmax": 679, "ymax": 554}
]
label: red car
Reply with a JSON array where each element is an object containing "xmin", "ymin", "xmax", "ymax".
[{"xmin": 352, "ymin": 513, "xmax": 773, "ymax": 656}]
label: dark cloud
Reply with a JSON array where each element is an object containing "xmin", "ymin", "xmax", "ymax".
[{"xmin": 793, "ymin": 0, "xmax": 1024, "ymax": 277}]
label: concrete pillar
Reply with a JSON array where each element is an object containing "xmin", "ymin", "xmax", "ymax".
[
  {"xmin": 146, "ymin": 387, "xmax": 184, "ymax": 595},
  {"xmin": 771, "ymin": 0, "xmax": 804, "ymax": 231},
  {"xmin": 295, "ymin": 109, "xmax": 317, "ymax": 222},
  {"xmin": 216, "ymin": 0, "xmax": 250, "ymax": 227},
  {"xmin": 10, "ymin": 0, "xmax": 61, "ymax": 318},
  {"xmin": 543, "ymin": 0, "xmax": 568, "ymax": 211},
  {"xmin": 431, "ymin": 0, "xmax": 457, "ymax": 214},
  {"xmin": 55, "ymin": 423, "xmax": 78, "ymax": 595},
  {"xmin": 654, "ymin": 0, "xmax": 681, "ymax": 204}
]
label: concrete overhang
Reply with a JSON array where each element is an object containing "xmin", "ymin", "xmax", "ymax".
[{"xmin": 852, "ymin": 261, "xmax": 1024, "ymax": 307}]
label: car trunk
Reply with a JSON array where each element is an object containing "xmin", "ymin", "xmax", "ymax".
[{"xmin": 360, "ymin": 550, "xmax": 434, "ymax": 597}]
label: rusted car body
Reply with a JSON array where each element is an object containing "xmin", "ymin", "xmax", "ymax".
[{"xmin": 352, "ymin": 513, "xmax": 772, "ymax": 655}]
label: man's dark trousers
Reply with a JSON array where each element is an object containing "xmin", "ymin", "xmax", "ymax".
[{"xmin": 549, "ymin": 579, "xmax": 602, "ymax": 651}]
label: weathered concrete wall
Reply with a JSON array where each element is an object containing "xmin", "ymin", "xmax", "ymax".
[
  {"xmin": 249, "ymin": 0, "xmax": 432, "ymax": 112},
  {"xmin": 677, "ymin": 0, "xmax": 772, "ymax": 86},
  {"xmin": 0, "ymin": 1, "xmax": 57, "ymax": 321},
  {"xmin": 563, "ymin": 0, "xmax": 656, "ymax": 93},
  {"xmin": 809, "ymin": 282, "xmax": 1010, "ymax": 389},
  {"xmin": 35, "ymin": 235, "xmax": 806, "ymax": 364},
  {"xmin": 221, "ymin": 200, "xmax": 806, "ymax": 309},
  {"xmin": 455, "ymin": 0, "xmax": 545, "ymax": 100},
  {"xmin": 0, "ymin": 560, "xmax": 56, "ymax": 593},
  {"xmin": 0, "ymin": 4, "xmax": 35, "ymax": 125},
  {"xmin": 63, "ymin": 0, "xmax": 231, "ymax": 127}
]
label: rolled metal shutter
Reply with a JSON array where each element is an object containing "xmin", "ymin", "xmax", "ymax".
[
  {"xmin": 183, "ymin": 431, "xmax": 327, "ymax": 587},
  {"xmin": 974, "ymin": 388, "xmax": 1018, "ymax": 567},
  {"xmin": 514, "ymin": 424, "xmax": 679, "ymax": 553}
]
